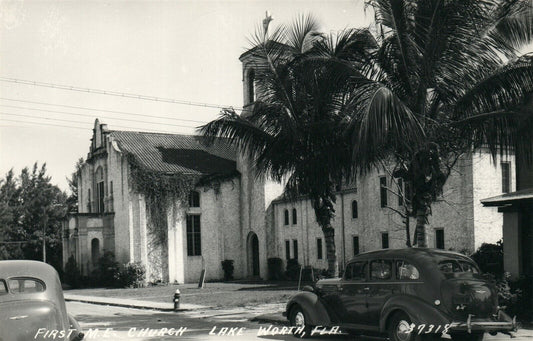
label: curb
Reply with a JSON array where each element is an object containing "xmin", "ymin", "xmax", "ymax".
[
  {"xmin": 250, "ymin": 314, "xmax": 288, "ymax": 325},
  {"xmin": 64, "ymin": 297, "xmax": 191, "ymax": 312}
]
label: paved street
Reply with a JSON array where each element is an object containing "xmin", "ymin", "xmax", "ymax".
[{"xmin": 67, "ymin": 302, "xmax": 533, "ymax": 341}]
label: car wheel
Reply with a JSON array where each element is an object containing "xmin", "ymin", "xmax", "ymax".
[
  {"xmin": 388, "ymin": 312, "xmax": 419, "ymax": 341},
  {"xmin": 450, "ymin": 332, "xmax": 484, "ymax": 341},
  {"xmin": 289, "ymin": 305, "xmax": 313, "ymax": 338}
]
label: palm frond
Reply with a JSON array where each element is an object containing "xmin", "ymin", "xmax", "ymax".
[
  {"xmin": 348, "ymin": 83, "xmax": 424, "ymax": 172},
  {"xmin": 453, "ymin": 54, "xmax": 533, "ymax": 118},
  {"xmin": 197, "ymin": 108, "xmax": 274, "ymax": 159}
]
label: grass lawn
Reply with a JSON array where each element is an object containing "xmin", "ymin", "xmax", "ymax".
[{"xmin": 66, "ymin": 281, "xmax": 300, "ymax": 308}]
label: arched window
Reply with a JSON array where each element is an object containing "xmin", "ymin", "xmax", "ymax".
[
  {"xmin": 189, "ymin": 191, "xmax": 200, "ymax": 207},
  {"xmin": 91, "ymin": 238, "xmax": 100, "ymax": 265},
  {"xmin": 292, "ymin": 208, "xmax": 297, "ymax": 225},
  {"xmin": 284, "ymin": 209, "xmax": 289, "ymax": 226},
  {"xmin": 352, "ymin": 200, "xmax": 358, "ymax": 219},
  {"xmin": 248, "ymin": 69, "xmax": 256, "ymax": 102}
]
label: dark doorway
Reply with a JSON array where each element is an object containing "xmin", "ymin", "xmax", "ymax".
[{"xmin": 248, "ymin": 232, "xmax": 260, "ymax": 277}]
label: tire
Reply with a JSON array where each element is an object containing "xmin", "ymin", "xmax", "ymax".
[
  {"xmin": 388, "ymin": 312, "xmax": 417, "ymax": 341},
  {"xmin": 450, "ymin": 332, "xmax": 484, "ymax": 341},
  {"xmin": 289, "ymin": 305, "xmax": 313, "ymax": 338}
]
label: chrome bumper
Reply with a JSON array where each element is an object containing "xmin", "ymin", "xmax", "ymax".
[{"xmin": 449, "ymin": 312, "xmax": 517, "ymax": 333}]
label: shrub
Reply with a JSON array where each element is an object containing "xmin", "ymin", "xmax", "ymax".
[
  {"xmin": 267, "ymin": 257, "xmax": 284, "ymax": 280},
  {"xmin": 470, "ymin": 240, "xmax": 504, "ymax": 277},
  {"xmin": 221, "ymin": 259, "xmax": 234, "ymax": 281},
  {"xmin": 64, "ymin": 255, "xmax": 81, "ymax": 288},
  {"xmin": 116, "ymin": 262, "xmax": 146, "ymax": 288},
  {"xmin": 97, "ymin": 251, "xmax": 120, "ymax": 287},
  {"xmin": 285, "ymin": 258, "xmax": 301, "ymax": 281}
]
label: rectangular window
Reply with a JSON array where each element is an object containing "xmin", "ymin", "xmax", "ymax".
[
  {"xmin": 186, "ymin": 215, "xmax": 201, "ymax": 256},
  {"xmin": 353, "ymin": 236, "xmax": 360, "ymax": 256},
  {"xmin": 501, "ymin": 162, "xmax": 511, "ymax": 193},
  {"xmin": 381, "ymin": 232, "xmax": 389, "ymax": 249},
  {"xmin": 380, "ymin": 176, "xmax": 387, "ymax": 207},
  {"xmin": 317, "ymin": 238, "xmax": 323, "ymax": 260},
  {"xmin": 397, "ymin": 178, "xmax": 404, "ymax": 206},
  {"xmin": 435, "ymin": 229, "xmax": 445, "ymax": 249},
  {"xmin": 285, "ymin": 240, "xmax": 290, "ymax": 260},
  {"xmin": 345, "ymin": 261, "xmax": 367, "ymax": 280},
  {"xmin": 370, "ymin": 260, "xmax": 392, "ymax": 280},
  {"xmin": 293, "ymin": 240, "xmax": 298, "ymax": 260}
]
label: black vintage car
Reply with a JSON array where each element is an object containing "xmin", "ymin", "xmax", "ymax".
[{"xmin": 285, "ymin": 248, "xmax": 516, "ymax": 340}]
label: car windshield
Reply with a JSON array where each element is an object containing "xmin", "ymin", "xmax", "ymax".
[{"xmin": 438, "ymin": 259, "xmax": 479, "ymax": 274}]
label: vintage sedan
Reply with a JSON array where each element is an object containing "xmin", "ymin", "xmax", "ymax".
[
  {"xmin": 285, "ymin": 248, "xmax": 517, "ymax": 341},
  {"xmin": 0, "ymin": 260, "xmax": 84, "ymax": 341}
]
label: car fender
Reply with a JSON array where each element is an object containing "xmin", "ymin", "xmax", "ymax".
[
  {"xmin": 380, "ymin": 295, "xmax": 451, "ymax": 332},
  {"xmin": 286, "ymin": 292, "xmax": 332, "ymax": 327}
]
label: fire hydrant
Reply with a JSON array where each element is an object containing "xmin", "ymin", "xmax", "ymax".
[{"xmin": 173, "ymin": 289, "xmax": 181, "ymax": 311}]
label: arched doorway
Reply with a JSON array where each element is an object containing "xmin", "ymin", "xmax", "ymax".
[
  {"xmin": 247, "ymin": 232, "xmax": 260, "ymax": 277},
  {"xmin": 91, "ymin": 238, "xmax": 100, "ymax": 267}
]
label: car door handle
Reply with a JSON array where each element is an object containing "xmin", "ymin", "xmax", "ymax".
[{"xmin": 363, "ymin": 287, "xmax": 370, "ymax": 291}]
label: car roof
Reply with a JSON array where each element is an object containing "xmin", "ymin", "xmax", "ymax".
[
  {"xmin": 347, "ymin": 248, "xmax": 471, "ymax": 264},
  {"xmin": 0, "ymin": 260, "xmax": 60, "ymax": 285}
]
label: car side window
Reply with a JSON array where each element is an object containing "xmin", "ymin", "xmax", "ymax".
[
  {"xmin": 345, "ymin": 261, "xmax": 367, "ymax": 280},
  {"xmin": 7, "ymin": 278, "xmax": 45, "ymax": 294},
  {"xmin": 459, "ymin": 261, "xmax": 479, "ymax": 273},
  {"xmin": 396, "ymin": 260, "xmax": 420, "ymax": 280},
  {"xmin": 0, "ymin": 280, "xmax": 7, "ymax": 295},
  {"xmin": 370, "ymin": 260, "xmax": 392, "ymax": 280}
]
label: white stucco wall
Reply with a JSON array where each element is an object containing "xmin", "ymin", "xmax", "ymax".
[{"xmin": 472, "ymin": 150, "xmax": 515, "ymax": 250}]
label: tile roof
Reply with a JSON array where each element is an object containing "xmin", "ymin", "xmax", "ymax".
[{"xmin": 108, "ymin": 131, "xmax": 238, "ymax": 177}]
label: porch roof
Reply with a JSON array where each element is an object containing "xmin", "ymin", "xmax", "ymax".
[{"xmin": 481, "ymin": 188, "xmax": 533, "ymax": 206}]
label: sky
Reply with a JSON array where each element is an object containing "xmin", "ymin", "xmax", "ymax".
[{"xmin": 0, "ymin": 0, "xmax": 372, "ymax": 190}]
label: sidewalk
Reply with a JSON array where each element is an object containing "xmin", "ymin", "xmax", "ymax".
[{"xmin": 64, "ymin": 293, "xmax": 205, "ymax": 312}]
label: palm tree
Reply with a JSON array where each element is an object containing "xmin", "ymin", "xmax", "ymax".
[
  {"xmin": 199, "ymin": 15, "xmax": 420, "ymax": 276},
  {"xmin": 346, "ymin": 0, "xmax": 533, "ymax": 247}
]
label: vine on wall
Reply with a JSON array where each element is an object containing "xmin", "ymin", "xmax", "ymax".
[{"xmin": 127, "ymin": 154, "xmax": 199, "ymax": 247}]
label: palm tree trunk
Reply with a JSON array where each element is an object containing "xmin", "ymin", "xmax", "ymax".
[
  {"xmin": 415, "ymin": 207, "xmax": 428, "ymax": 247},
  {"xmin": 322, "ymin": 225, "xmax": 338, "ymax": 277}
]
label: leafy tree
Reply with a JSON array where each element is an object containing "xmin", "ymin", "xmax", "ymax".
[
  {"xmin": 66, "ymin": 157, "xmax": 84, "ymax": 213},
  {"xmin": 0, "ymin": 163, "xmax": 67, "ymax": 271},
  {"xmin": 345, "ymin": 0, "xmax": 533, "ymax": 247}
]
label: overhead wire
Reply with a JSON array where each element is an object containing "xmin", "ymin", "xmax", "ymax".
[
  {"xmin": 0, "ymin": 97, "xmax": 210, "ymax": 124},
  {"xmin": 0, "ymin": 112, "xmax": 195, "ymax": 134},
  {"xmin": 0, "ymin": 77, "xmax": 243, "ymax": 111},
  {"xmin": 0, "ymin": 104, "xmax": 201, "ymax": 129}
]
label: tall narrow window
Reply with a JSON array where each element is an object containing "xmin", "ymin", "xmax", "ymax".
[
  {"xmin": 292, "ymin": 208, "xmax": 297, "ymax": 225},
  {"xmin": 397, "ymin": 178, "xmax": 404, "ymax": 206},
  {"xmin": 351, "ymin": 200, "xmax": 358, "ymax": 219},
  {"xmin": 293, "ymin": 240, "xmax": 298, "ymax": 260},
  {"xmin": 189, "ymin": 190, "xmax": 200, "ymax": 207},
  {"xmin": 353, "ymin": 236, "xmax": 360, "ymax": 255},
  {"xmin": 381, "ymin": 232, "xmax": 389, "ymax": 249},
  {"xmin": 96, "ymin": 167, "xmax": 104, "ymax": 213},
  {"xmin": 87, "ymin": 189, "xmax": 92, "ymax": 213},
  {"xmin": 285, "ymin": 240, "xmax": 290, "ymax": 260},
  {"xmin": 435, "ymin": 229, "xmax": 445, "ymax": 249},
  {"xmin": 186, "ymin": 215, "xmax": 201, "ymax": 256},
  {"xmin": 248, "ymin": 69, "xmax": 256, "ymax": 103},
  {"xmin": 317, "ymin": 238, "xmax": 323, "ymax": 260},
  {"xmin": 380, "ymin": 176, "xmax": 387, "ymax": 207},
  {"xmin": 284, "ymin": 209, "xmax": 289, "ymax": 226},
  {"xmin": 501, "ymin": 162, "xmax": 511, "ymax": 193}
]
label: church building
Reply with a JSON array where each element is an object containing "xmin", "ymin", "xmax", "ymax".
[{"xmin": 63, "ymin": 47, "xmax": 517, "ymax": 283}]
